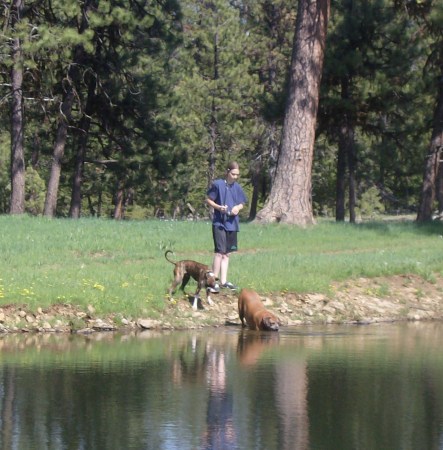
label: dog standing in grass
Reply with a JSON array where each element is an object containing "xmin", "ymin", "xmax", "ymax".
[
  {"xmin": 165, "ymin": 250, "xmax": 218, "ymax": 310},
  {"xmin": 238, "ymin": 288, "xmax": 279, "ymax": 331}
]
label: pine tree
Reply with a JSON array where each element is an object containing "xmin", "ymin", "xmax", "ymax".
[
  {"xmin": 166, "ymin": 0, "xmax": 263, "ymax": 216},
  {"xmin": 318, "ymin": 0, "xmax": 431, "ymax": 219},
  {"xmin": 3, "ymin": 0, "xmax": 182, "ymax": 218}
]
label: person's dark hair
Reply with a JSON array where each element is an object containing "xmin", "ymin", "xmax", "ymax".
[{"xmin": 226, "ymin": 161, "xmax": 239, "ymax": 172}]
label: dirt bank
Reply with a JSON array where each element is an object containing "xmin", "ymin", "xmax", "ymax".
[{"xmin": 1, "ymin": 274, "xmax": 443, "ymax": 333}]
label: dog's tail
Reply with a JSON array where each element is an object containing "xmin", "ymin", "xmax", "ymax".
[{"xmin": 164, "ymin": 250, "xmax": 176, "ymax": 265}]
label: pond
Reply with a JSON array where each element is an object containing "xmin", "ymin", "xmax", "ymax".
[{"xmin": 1, "ymin": 322, "xmax": 443, "ymax": 450}]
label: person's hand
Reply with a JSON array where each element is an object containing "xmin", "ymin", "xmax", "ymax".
[
  {"xmin": 230, "ymin": 205, "xmax": 240, "ymax": 215},
  {"xmin": 220, "ymin": 205, "xmax": 228, "ymax": 213}
]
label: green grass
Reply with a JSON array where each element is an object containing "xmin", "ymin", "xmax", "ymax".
[{"xmin": 1, "ymin": 215, "xmax": 443, "ymax": 317}]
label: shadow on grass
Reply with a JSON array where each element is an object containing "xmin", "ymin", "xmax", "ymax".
[{"xmin": 354, "ymin": 220, "xmax": 443, "ymax": 236}]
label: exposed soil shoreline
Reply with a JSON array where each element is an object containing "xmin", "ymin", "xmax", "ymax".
[{"xmin": 1, "ymin": 274, "xmax": 443, "ymax": 334}]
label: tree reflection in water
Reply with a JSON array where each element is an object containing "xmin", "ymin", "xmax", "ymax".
[{"xmin": 1, "ymin": 323, "xmax": 443, "ymax": 449}]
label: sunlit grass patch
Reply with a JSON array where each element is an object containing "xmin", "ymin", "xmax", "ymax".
[{"xmin": 0, "ymin": 215, "xmax": 442, "ymax": 317}]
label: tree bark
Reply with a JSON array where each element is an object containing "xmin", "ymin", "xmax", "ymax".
[
  {"xmin": 113, "ymin": 182, "xmax": 125, "ymax": 220},
  {"xmin": 436, "ymin": 162, "xmax": 443, "ymax": 216},
  {"xmin": 348, "ymin": 129, "xmax": 357, "ymax": 223},
  {"xmin": 9, "ymin": 0, "xmax": 25, "ymax": 215},
  {"xmin": 43, "ymin": 0, "xmax": 94, "ymax": 217},
  {"xmin": 69, "ymin": 75, "xmax": 95, "ymax": 218},
  {"xmin": 43, "ymin": 85, "xmax": 75, "ymax": 217},
  {"xmin": 416, "ymin": 70, "xmax": 443, "ymax": 222},
  {"xmin": 335, "ymin": 76, "xmax": 357, "ymax": 222},
  {"xmin": 69, "ymin": 116, "xmax": 90, "ymax": 218},
  {"xmin": 255, "ymin": 0, "xmax": 330, "ymax": 225},
  {"xmin": 335, "ymin": 136, "xmax": 346, "ymax": 221}
]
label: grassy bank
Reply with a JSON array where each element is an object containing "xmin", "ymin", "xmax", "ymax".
[{"xmin": 1, "ymin": 215, "xmax": 443, "ymax": 318}]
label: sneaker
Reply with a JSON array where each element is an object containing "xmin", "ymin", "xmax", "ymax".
[
  {"xmin": 208, "ymin": 283, "xmax": 220, "ymax": 294},
  {"xmin": 221, "ymin": 282, "xmax": 238, "ymax": 291}
]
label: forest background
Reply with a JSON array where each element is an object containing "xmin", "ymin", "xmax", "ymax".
[{"xmin": 1, "ymin": 0, "xmax": 442, "ymax": 223}]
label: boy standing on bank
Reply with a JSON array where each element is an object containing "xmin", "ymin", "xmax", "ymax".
[{"xmin": 206, "ymin": 161, "xmax": 247, "ymax": 291}]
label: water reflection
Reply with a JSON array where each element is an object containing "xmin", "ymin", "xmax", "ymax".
[
  {"xmin": 201, "ymin": 342, "xmax": 235, "ymax": 449},
  {"xmin": 1, "ymin": 323, "xmax": 443, "ymax": 449}
]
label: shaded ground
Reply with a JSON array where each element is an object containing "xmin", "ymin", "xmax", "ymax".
[{"xmin": 1, "ymin": 274, "xmax": 443, "ymax": 333}]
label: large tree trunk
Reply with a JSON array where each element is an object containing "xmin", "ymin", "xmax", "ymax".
[
  {"xmin": 255, "ymin": 0, "xmax": 330, "ymax": 225},
  {"xmin": 416, "ymin": 70, "xmax": 443, "ymax": 222},
  {"xmin": 9, "ymin": 0, "xmax": 25, "ymax": 215}
]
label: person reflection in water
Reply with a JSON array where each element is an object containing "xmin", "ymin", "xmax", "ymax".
[{"xmin": 200, "ymin": 345, "xmax": 237, "ymax": 449}]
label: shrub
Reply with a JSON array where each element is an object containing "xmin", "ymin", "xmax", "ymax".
[{"xmin": 358, "ymin": 186, "xmax": 385, "ymax": 218}]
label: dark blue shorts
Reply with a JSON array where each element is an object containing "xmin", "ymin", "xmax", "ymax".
[{"xmin": 212, "ymin": 226, "xmax": 238, "ymax": 254}]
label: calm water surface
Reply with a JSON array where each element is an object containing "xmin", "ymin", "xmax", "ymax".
[{"xmin": 1, "ymin": 322, "xmax": 443, "ymax": 450}]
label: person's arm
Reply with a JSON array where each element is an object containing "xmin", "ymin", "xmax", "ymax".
[
  {"xmin": 229, "ymin": 184, "xmax": 246, "ymax": 216},
  {"xmin": 206, "ymin": 197, "xmax": 228, "ymax": 213}
]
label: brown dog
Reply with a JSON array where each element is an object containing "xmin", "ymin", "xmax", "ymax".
[
  {"xmin": 238, "ymin": 288, "xmax": 279, "ymax": 331},
  {"xmin": 165, "ymin": 250, "xmax": 218, "ymax": 310}
]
